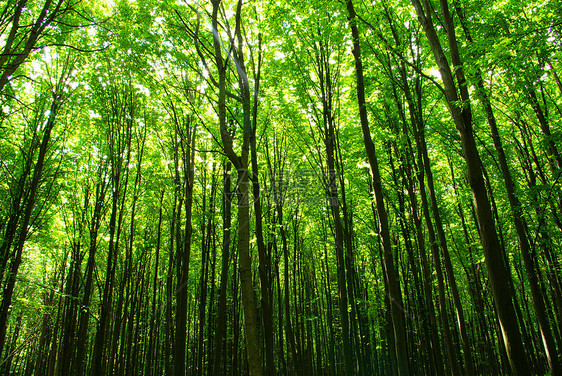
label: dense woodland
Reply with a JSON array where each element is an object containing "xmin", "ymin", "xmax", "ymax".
[{"xmin": 0, "ymin": 0, "xmax": 561, "ymax": 375}]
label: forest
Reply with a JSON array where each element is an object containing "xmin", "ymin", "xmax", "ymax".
[{"xmin": 0, "ymin": 0, "xmax": 561, "ymax": 375}]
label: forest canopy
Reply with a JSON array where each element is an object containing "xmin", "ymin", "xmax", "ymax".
[{"xmin": 0, "ymin": 0, "xmax": 561, "ymax": 375}]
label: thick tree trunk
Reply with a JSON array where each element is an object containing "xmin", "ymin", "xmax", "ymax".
[
  {"xmin": 250, "ymin": 68, "xmax": 276, "ymax": 375},
  {"xmin": 462, "ymin": 20, "xmax": 561, "ymax": 371},
  {"xmin": 236, "ymin": 167, "xmax": 262, "ymax": 376}
]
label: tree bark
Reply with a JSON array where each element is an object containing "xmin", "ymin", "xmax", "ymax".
[
  {"xmin": 0, "ymin": 93, "xmax": 62, "ymax": 357},
  {"xmin": 346, "ymin": 2, "xmax": 410, "ymax": 374},
  {"xmin": 91, "ymin": 85, "xmax": 134, "ymax": 376},
  {"xmin": 410, "ymin": 0, "xmax": 531, "ymax": 374},
  {"xmin": 211, "ymin": 1, "xmax": 263, "ymax": 374},
  {"xmin": 173, "ymin": 112, "xmax": 196, "ymax": 376},
  {"xmin": 74, "ymin": 175, "xmax": 106, "ymax": 376},
  {"xmin": 455, "ymin": 5, "xmax": 561, "ymax": 371},
  {"xmin": 145, "ymin": 189, "xmax": 164, "ymax": 376},
  {"xmin": 213, "ymin": 162, "xmax": 233, "ymax": 376}
]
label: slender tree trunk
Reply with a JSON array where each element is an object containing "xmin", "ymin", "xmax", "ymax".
[
  {"xmin": 388, "ymin": 144, "xmax": 427, "ymax": 374},
  {"xmin": 213, "ymin": 162, "xmax": 232, "ymax": 376},
  {"xmin": 414, "ymin": 104, "xmax": 474, "ymax": 376},
  {"xmin": 453, "ymin": 8, "xmax": 562, "ymax": 373},
  {"xmin": 91, "ymin": 86, "xmax": 134, "ymax": 376},
  {"xmin": 346, "ymin": 3, "xmax": 410, "ymax": 374},
  {"xmin": 197, "ymin": 162, "xmax": 216, "ymax": 375},
  {"xmin": 265, "ymin": 138, "xmax": 288, "ymax": 375},
  {"xmin": 164, "ymin": 194, "xmax": 176, "ymax": 376},
  {"xmin": 145, "ymin": 190, "xmax": 164, "ymax": 376},
  {"xmin": 91, "ymin": 163, "xmax": 119, "ymax": 376},
  {"xmin": 0, "ymin": 0, "xmax": 65, "ymax": 94},
  {"xmin": 410, "ymin": 0, "xmax": 531, "ymax": 373},
  {"xmin": 336, "ymin": 129, "xmax": 364, "ymax": 375},
  {"xmin": 74, "ymin": 176, "xmax": 106, "ymax": 376},
  {"xmin": 56, "ymin": 242, "xmax": 83, "ymax": 376},
  {"xmin": 322, "ymin": 239, "xmax": 336, "ymax": 376},
  {"xmin": 283, "ymin": 206, "xmax": 300, "ymax": 375},
  {"xmin": 401, "ymin": 146, "xmax": 446, "ymax": 376},
  {"xmin": 319, "ymin": 59, "xmax": 354, "ymax": 376},
  {"xmin": 210, "ymin": 1, "xmax": 263, "ymax": 374},
  {"xmin": 388, "ymin": 54, "xmax": 446, "ymax": 375},
  {"xmin": 173, "ymin": 114, "xmax": 196, "ymax": 376},
  {"xmin": 231, "ymin": 247, "xmax": 240, "ymax": 376},
  {"xmin": 0, "ymin": 95, "xmax": 61, "ymax": 357},
  {"xmin": 206, "ymin": 217, "xmax": 218, "ymax": 374},
  {"xmin": 527, "ymin": 88, "xmax": 562, "ymax": 173},
  {"xmin": 0, "ymin": 134, "xmax": 35, "ymax": 285}
]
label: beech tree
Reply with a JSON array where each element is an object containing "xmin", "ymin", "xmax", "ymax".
[{"xmin": 0, "ymin": 0, "xmax": 560, "ymax": 375}]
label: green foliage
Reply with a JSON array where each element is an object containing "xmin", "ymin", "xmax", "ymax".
[{"xmin": 0, "ymin": 0, "xmax": 561, "ymax": 374}]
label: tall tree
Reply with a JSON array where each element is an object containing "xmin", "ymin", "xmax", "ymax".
[
  {"xmin": 346, "ymin": 1, "xmax": 410, "ymax": 374},
  {"xmin": 454, "ymin": 4, "xmax": 561, "ymax": 373},
  {"xmin": 91, "ymin": 80, "xmax": 136, "ymax": 376},
  {"xmin": 0, "ymin": 58, "xmax": 73, "ymax": 358},
  {"xmin": 210, "ymin": 0, "xmax": 263, "ymax": 374},
  {"xmin": 409, "ymin": 0, "xmax": 531, "ymax": 374}
]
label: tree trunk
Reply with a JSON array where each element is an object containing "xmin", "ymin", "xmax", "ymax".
[
  {"xmin": 92, "ymin": 85, "xmax": 134, "ymax": 376},
  {"xmin": 173, "ymin": 113, "xmax": 196, "ymax": 376},
  {"xmin": 211, "ymin": 1, "xmax": 263, "ymax": 374},
  {"xmin": 145, "ymin": 189, "xmax": 164, "ymax": 376},
  {"xmin": 410, "ymin": 0, "xmax": 531, "ymax": 373},
  {"xmin": 316, "ymin": 41, "xmax": 354, "ymax": 375},
  {"xmin": 74, "ymin": 176, "xmax": 106, "ymax": 376},
  {"xmin": 249, "ymin": 46, "xmax": 276, "ymax": 374},
  {"xmin": 456, "ymin": 5, "xmax": 561, "ymax": 369},
  {"xmin": 346, "ymin": 2, "xmax": 410, "ymax": 374},
  {"xmin": 0, "ymin": 94, "xmax": 61, "ymax": 357},
  {"xmin": 213, "ymin": 162, "xmax": 233, "ymax": 376}
]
